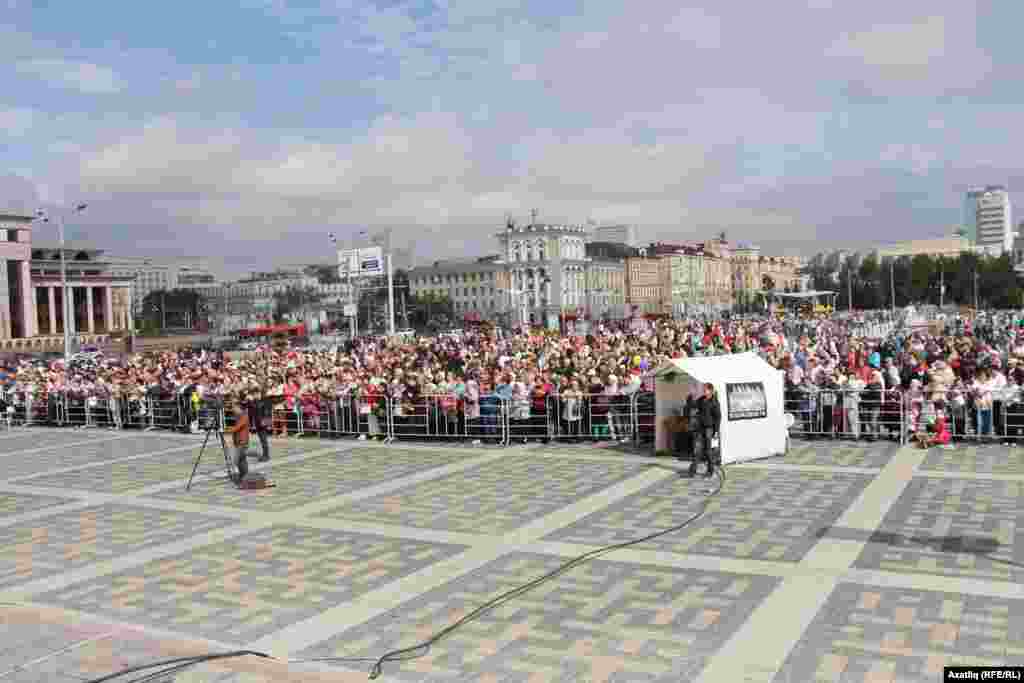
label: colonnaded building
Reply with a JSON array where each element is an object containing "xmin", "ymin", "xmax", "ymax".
[{"xmin": 0, "ymin": 210, "xmax": 134, "ymax": 347}]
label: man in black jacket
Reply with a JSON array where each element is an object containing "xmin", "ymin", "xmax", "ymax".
[{"xmin": 692, "ymin": 382, "xmax": 722, "ymax": 478}]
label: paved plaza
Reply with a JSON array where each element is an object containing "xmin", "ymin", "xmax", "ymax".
[{"xmin": 0, "ymin": 430, "xmax": 1022, "ymax": 681}]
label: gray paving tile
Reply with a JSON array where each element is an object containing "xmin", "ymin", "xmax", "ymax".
[
  {"xmin": 35, "ymin": 525, "xmax": 467, "ymax": 644},
  {"xmin": 298, "ymin": 551, "xmax": 780, "ymax": 683},
  {"xmin": 853, "ymin": 477, "xmax": 1024, "ymax": 583},
  {"xmin": 316, "ymin": 454, "xmax": 646, "ymax": 534},
  {"xmin": 151, "ymin": 446, "xmax": 472, "ymax": 511},
  {"xmin": 0, "ymin": 503, "xmax": 236, "ymax": 588},
  {"xmin": 545, "ymin": 467, "xmax": 872, "ymax": 561},
  {"xmin": 774, "ymin": 582, "xmax": 1024, "ymax": 682},
  {"xmin": 0, "ymin": 435, "xmax": 194, "ymax": 482}
]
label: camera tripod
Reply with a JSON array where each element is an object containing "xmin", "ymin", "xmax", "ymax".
[{"xmin": 186, "ymin": 426, "xmax": 239, "ymax": 490}]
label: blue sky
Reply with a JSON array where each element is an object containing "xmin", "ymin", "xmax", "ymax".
[{"xmin": 2, "ymin": 0, "xmax": 1022, "ymax": 277}]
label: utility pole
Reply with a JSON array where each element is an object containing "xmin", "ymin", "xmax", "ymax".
[
  {"xmin": 847, "ymin": 263, "xmax": 852, "ymax": 312},
  {"xmin": 890, "ymin": 258, "xmax": 896, "ymax": 312},
  {"xmin": 386, "ymin": 251, "xmax": 396, "ymax": 336}
]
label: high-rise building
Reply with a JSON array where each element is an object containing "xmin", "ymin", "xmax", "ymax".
[{"xmin": 964, "ymin": 186, "xmax": 1013, "ymax": 255}]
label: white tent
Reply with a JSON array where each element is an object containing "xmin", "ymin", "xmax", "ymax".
[{"xmin": 652, "ymin": 352, "xmax": 786, "ymax": 465}]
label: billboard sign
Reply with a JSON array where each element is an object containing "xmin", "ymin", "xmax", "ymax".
[
  {"xmin": 338, "ymin": 247, "xmax": 384, "ymax": 277},
  {"xmin": 358, "ymin": 246, "xmax": 384, "ymax": 276}
]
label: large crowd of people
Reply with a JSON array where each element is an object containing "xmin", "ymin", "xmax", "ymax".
[{"xmin": 1, "ymin": 309, "xmax": 1023, "ymax": 451}]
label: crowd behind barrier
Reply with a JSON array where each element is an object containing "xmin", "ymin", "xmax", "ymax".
[
  {"xmin": 3, "ymin": 308, "xmax": 1024, "ymax": 453},
  {"xmin": 5, "ymin": 384, "xmax": 1024, "ymax": 447}
]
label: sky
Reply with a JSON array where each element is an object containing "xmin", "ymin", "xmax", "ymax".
[{"xmin": 1, "ymin": 0, "xmax": 1022, "ymax": 279}]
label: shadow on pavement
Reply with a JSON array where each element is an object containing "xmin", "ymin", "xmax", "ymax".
[{"xmin": 816, "ymin": 525, "xmax": 1024, "ymax": 569}]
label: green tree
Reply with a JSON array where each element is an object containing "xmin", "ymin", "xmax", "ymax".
[
  {"xmin": 857, "ymin": 254, "xmax": 881, "ymax": 309},
  {"xmin": 908, "ymin": 254, "xmax": 934, "ymax": 303},
  {"xmin": 304, "ymin": 264, "xmax": 342, "ymax": 284},
  {"xmin": 140, "ymin": 289, "xmax": 207, "ymax": 329}
]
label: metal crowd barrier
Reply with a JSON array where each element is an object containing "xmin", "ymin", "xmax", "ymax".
[
  {"xmin": 783, "ymin": 388, "xmax": 906, "ymax": 444},
  {"xmin": 5, "ymin": 385, "xmax": 1024, "ymax": 449}
]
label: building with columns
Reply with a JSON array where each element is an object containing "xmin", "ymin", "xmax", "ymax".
[
  {"xmin": 496, "ymin": 221, "xmax": 590, "ymax": 328},
  {"xmin": 0, "ymin": 212, "xmax": 37, "ymax": 338},
  {"xmin": 30, "ymin": 245, "xmax": 135, "ymax": 335}
]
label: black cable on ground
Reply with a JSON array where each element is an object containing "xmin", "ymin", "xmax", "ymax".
[
  {"xmin": 81, "ymin": 650, "xmax": 273, "ymax": 683},
  {"xmin": 299, "ymin": 462, "xmax": 728, "ymax": 679}
]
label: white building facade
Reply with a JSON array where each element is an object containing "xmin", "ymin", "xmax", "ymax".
[
  {"xmin": 965, "ymin": 186, "xmax": 1014, "ymax": 255},
  {"xmin": 498, "ymin": 222, "xmax": 590, "ymax": 329}
]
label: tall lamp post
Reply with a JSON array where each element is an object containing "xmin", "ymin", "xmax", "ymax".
[
  {"xmin": 329, "ymin": 232, "xmax": 358, "ymax": 339},
  {"xmin": 35, "ymin": 203, "xmax": 87, "ymax": 363}
]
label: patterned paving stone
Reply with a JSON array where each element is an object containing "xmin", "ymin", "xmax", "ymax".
[
  {"xmin": 152, "ymin": 446, "xmax": 472, "ymax": 512},
  {"xmin": 317, "ymin": 454, "xmax": 645, "ymax": 534},
  {"xmin": 780, "ymin": 440, "xmax": 899, "ymax": 468},
  {"xmin": 774, "ymin": 583, "xmax": 1024, "ymax": 682},
  {"xmin": 0, "ymin": 435, "xmax": 195, "ymax": 482},
  {"xmin": 37, "ymin": 525, "xmax": 467, "ymax": 644},
  {"xmin": 853, "ymin": 477, "xmax": 1024, "ymax": 583},
  {"xmin": 12, "ymin": 439, "xmax": 318, "ymax": 494},
  {"xmin": 0, "ymin": 491, "xmax": 74, "ymax": 519},
  {"xmin": 919, "ymin": 443, "xmax": 1024, "ymax": 475},
  {"xmin": 545, "ymin": 467, "xmax": 872, "ymax": 561},
  {"xmin": 299, "ymin": 552, "xmax": 780, "ymax": 683},
  {"xmin": 0, "ymin": 429, "xmax": 118, "ymax": 455},
  {"xmin": 0, "ymin": 503, "xmax": 235, "ymax": 589}
]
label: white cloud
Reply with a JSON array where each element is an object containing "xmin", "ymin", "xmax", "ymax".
[
  {"xmin": 15, "ymin": 59, "xmax": 122, "ymax": 94},
  {"xmin": 827, "ymin": 16, "xmax": 949, "ymax": 67},
  {"xmin": 0, "ymin": 107, "xmax": 35, "ymax": 136}
]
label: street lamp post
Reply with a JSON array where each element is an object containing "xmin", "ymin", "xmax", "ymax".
[
  {"xmin": 890, "ymin": 258, "xmax": 896, "ymax": 313},
  {"xmin": 36, "ymin": 203, "xmax": 87, "ymax": 363}
]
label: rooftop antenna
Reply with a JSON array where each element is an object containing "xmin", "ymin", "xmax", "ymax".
[{"xmin": 530, "ymin": 208, "xmax": 538, "ymax": 226}]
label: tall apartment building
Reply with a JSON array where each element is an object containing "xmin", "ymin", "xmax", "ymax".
[
  {"xmin": 964, "ymin": 185, "xmax": 1014, "ymax": 255},
  {"xmin": 649, "ymin": 243, "xmax": 708, "ymax": 315},
  {"xmin": 625, "ymin": 255, "xmax": 663, "ymax": 314}
]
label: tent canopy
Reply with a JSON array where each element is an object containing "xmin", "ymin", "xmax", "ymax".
[
  {"xmin": 653, "ymin": 352, "xmax": 777, "ymax": 384},
  {"xmin": 652, "ymin": 352, "xmax": 786, "ymax": 465}
]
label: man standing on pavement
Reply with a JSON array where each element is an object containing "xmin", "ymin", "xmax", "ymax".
[
  {"xmin": 691, "ymin": 382, "xmax": 722, "ymax": 478},
  {"xmin": 224, "ymin": 403, "xmax": 251, "ymax": 481}
]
